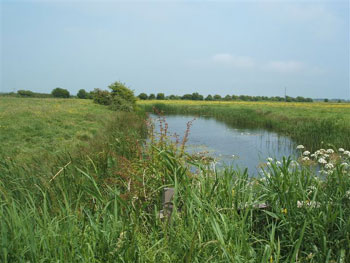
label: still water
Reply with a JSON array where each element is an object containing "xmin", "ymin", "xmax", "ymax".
[{"xmin": 151, "ymin": 114, "xmax": 297, "ymax": 174}]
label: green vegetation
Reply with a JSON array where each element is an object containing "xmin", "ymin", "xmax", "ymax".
[
  {"xmin": 1, "ymin": 98, "xmax": 349, "ymax": 262},
  {"xmin": 137, "ymin": 92, "xmax": 314, "ymax": 102},
  {"xmin": 52, "ymin": 87, "xmax": 70, "ymax": 98},
  {"xmin": 92, "ymin": 81, "xmax": 137, "ymax": 112},
  {"xmin": 139, "ymin": 100, "xmax": 350, "ymax": 151}
]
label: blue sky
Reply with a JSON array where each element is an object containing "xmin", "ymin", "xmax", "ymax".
[{"xmin": 1, "ymin": 0, "xmax": 349, "ymax": 98}]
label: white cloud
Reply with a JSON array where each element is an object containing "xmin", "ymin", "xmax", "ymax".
[
  {"xmin": 264, "ymin": 60, "xmax": 305, "ymax": 73},
  {"xmin": 211, "ymin": 53, "xmax": 256, "ymax": 69}
]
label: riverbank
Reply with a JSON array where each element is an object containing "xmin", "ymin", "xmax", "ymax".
[
  {"xmin": 139, "ymin": 100, "xmax": 350, "ymax": 151},
  {"xmin": 1, "ymin": 98, "xmax": 349, "ymax": 262}
]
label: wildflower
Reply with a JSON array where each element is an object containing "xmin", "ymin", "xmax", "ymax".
[
  {"xmin": 310, "ymin": 154, "xmax": 315, "ymax": 158},
  {"xmin": 325, "ymin": 163, "xmax": 334, "ymax": 169},
  {"xmin": 302, "ymin": 157, "xmax": 310, "ymax": 161},
  {"xmin": 270, "ymin": 255, "xmax": 273, "ymax": 263},
  {"xmin": 303, "ymin": 151, "xmax": 310, "ymax": 156},
  {"xmin": 326, "ymin": 149, "xmax": 334, "ymax": 154},
  {"xmin": 323, "ymin": 154, "xmax": 329, "ymax": 158},
  {"xmin": 232, "ymin": 189, "xmax": 235, "ymax": 196},
  {"xmin": 338, "ymin": 148, "xmax": 344, "ymax": 152},
  {"xmin": 267, "ymin": 157, "xmax": 273, "ymax": 162},
  {"xmin": 318, "ymin": 158, "xmax": 327, "ymax": 164},
  {"xmin": 340, "ymin": 162, "xmax": 349, "ymax": 168},
  {"xmin": 296, "ymin": 145, "xmax": 304, "ymax": 149},
  {"xmin": 276, "ymin": 161, "xmax": 281, "ymax": 165},
  {"xmin": 281, "ymin": 208, "xmax": 287, "ymax": 214},
  {"xmin": 345, "ymin": 190, "xmax": 350, "ymax": 199},
  {"xmin": 344, "ymin": 150, "xmax": 350, "ymax": 156},
  {"xmin": 267, "ymin": 162, "xmax": 271, "ymax": 166}
]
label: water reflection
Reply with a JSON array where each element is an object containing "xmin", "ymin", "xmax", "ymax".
[{"xmin": 151, "ymin": 114, "xmax": 297, "ymax": 175}]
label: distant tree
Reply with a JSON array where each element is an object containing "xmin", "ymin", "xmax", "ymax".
[
  {"xmin": 182, "ymin": 94, "xmax": 193, "ymax": 100},
  {"xmin": 17, "ymin": 90, "xmax": 34, "ymax": 97},
  {"xmin": 213, "ymin": 94, "xmax": 222, "ymax": 100},
  {"xmin": 306, "ymin": 98, "xmax": 313, "ymax": 102},
  {"xmin": 205, "ymin": 95, "xmax": 213, "ymax": 101},
  {"xmin": 77, "ymin": 89, "xmax": 88, "ymax": 99},
  {"xmin": 224, "ymin": 95, "xmax": 231, "ymax": 101},
  {"xmin": 169, "ymin": 95, "xmax": 177, "ymax": 100},
  {"xmin": 231, "ymin": 95, "xmax": 238, "ymax": 101},
  {"xmin": 156, "ymin": 93, "xmax": 165, "ymax": 100},
  {"xmin": 138, "ymin": 93, "xmax": 148, "ymax": 100},
  {"xmin": 149, "ymin": 93, "xmax": 156, "ymax": 100},
  {"xmin": 192, "ymin": 92, "xmax": 204, "ymax": 100},
  {"xmin": 324, "ymin": 98, "xmax": 329, "ymax": 102},
  {"xmin": 52, "ymin": 87, "xmax": 70, "ymax": 98}
]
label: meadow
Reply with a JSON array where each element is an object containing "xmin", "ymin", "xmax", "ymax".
[
  {"xmin": 1, "ymin": 98, "xmax": 349, "ymax": 262},
  {"xmin": 139, "ymin": 100, "xmax": 350, "ymax": 151}
]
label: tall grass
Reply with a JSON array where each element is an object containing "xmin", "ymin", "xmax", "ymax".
[
  {"xmin": 1, "ymin": 110, "xmax": 349, "ymax": 262},
  {"xmin": 139, "ymin": 101, "xmax": 350, "ymax": 151}
]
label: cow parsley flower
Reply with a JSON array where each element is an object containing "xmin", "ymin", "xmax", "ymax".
[
  {"xmin": 296, "ymin": 145, "xmax": 304, "ymax": 149},
  {"xmin": 303, "ymin": 151, "xmax": 310, "ymax": 156},
  {"xmin": 267, "ymin": 157, "xmax": 273, "ymax": 162},
  {"xmin": 325, "ymin": 163, "xmax": 334, "ymax": 169},
  {"xmin": 338, "ymin": 148, "xmax": 344, "ymax": 152},
  {"xmin": 326, "ymin": 149, "xmax": 334, "ymax": 154},
  {"xmin": 318, "ymin": 158, "xmax": 327, "ymax": 164}
]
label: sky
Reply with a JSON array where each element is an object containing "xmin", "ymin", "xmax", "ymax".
[{"xmin": 1, "ymin": 0, "xmax": 349, "ymax": 99}]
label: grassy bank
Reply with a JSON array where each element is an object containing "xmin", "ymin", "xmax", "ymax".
[
  {"xmin": 1, "ymin": 98, "xmax": 350, "ymax": 262},
  {"xmin": 139, "ymin": 100, "xmax": 350, "ymax": 151}
]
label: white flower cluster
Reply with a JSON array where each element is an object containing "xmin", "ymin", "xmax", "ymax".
[{"xmin": 296, "ymin": 145, "xmax": 350, "ymax": 175}]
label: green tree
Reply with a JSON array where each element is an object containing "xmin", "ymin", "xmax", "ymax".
[
  {"xmin": 138, "ymin": 93, "xmax": 148, "ymax": 100},
  {"xmin": 77, "ymin": 89, "xmax": 88, "ymax": 99},
  {"xmin": 224, "ymin": 95, "xmax": 231, "ymax": 101},
  {"xmin": 52, "ymin": 87, "xmax": 70, "ymax": 98},
  {"xmin": 156, "ymin": 93, "xmax": 165, "ymax": 100},
  {"xmin": 108, "ymin": 81, "xmax": 136, "ymax": 112},
  {"xmin": 192, "ymin": 92, "xmax": 203, "ymax": 100},
  {"xmin": 213, "ymin": 94, "xmax": 222, "ymax": 100},
  {"xmin": 205, "ymin": 95, "xmax": 213, "ymax": 101}
]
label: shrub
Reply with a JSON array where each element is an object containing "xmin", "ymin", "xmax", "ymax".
[
  {"xmin": 91, "ymin": 88, "xmax": 111, "ymax": 105},
  {"xmin": 17, "ymin": 90, "xmax": 34, "ymax": 97},
  {"xmin": 51, "ymin": 88, "xmax": 70, "ymax": 98},
  {"xmin": 108, "ymin": 81, "xmax": 136, "ymax": 112},
  {"xmin": 77, "ymin": 89, "xmax": 88, "ymax": 99}
]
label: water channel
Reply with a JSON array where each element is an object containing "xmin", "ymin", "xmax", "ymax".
[{"xmin": 151, "ymin": 114, "xmax": 297, "ymax": 175}]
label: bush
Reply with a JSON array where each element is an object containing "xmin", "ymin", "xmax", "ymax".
[
  {"xmin": 108, "ymin": 82, "xmax": 136, "ymax": 112},
  {"xmin": 77, "ymin": 89, "xmax": 88, "ymax": 99},
  {"xmin": 17, "ymin": 90, "xmax": 34, "ymax": 97},
  {"xmin": 91, "ymin": 89, "xmax": 111, "ymax": 105},
  {"xmin": 51, "ymin": 88, "xmax": 70, "ymax": 98}
]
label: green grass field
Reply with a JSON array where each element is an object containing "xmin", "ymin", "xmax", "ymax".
[
  {"xmin": 139, "ymin": 100, "xmax": 350, "ymax": 151},
  {"xmin": 1, "ymin": 98, "xmax": 349, "ymax": 262}
]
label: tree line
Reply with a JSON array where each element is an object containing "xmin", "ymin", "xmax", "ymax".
[
  {"xmin": 137, "ymin": 92, "xmax": 314, "ymax": 102},
  {"xmin": 2, "ymin": 88, "xmax": 313, "ymax": 103}
]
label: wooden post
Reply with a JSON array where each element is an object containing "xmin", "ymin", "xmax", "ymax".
[{"xmin": 159, "ymin": 187, "xmax": 174, "ymax": 219}]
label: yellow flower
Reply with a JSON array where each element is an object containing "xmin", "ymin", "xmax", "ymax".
[
  {"xmin": 270, "ymin": 255, "xmax": 273, "ymax": 263},
  {"xmin": 281, "ymin": 208, "xmax": 287, "ymax": 214}
]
